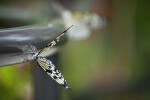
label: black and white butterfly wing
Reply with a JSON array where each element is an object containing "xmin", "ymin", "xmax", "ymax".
[
  {"xmin": 37, "ymin": 25, "xmax": 73, "ymax": 56},
  {"xmin": 36, "ymin": 56, "xmax": 71, "ymax": 90}
]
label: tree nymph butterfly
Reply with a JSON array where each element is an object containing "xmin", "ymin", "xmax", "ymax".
[{"xmin": 23, "ymin": 25, "xmax": 73, "ymax": 90}]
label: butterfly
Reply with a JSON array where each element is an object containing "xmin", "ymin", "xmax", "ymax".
[{"xmin": 23, "ymin": 25, "xmax": 73, "ymax": 90}]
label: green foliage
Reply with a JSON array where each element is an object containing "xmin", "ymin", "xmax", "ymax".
[{"xmin": 0, "ymin": 65, "xmax": 33, "ymax": 100}]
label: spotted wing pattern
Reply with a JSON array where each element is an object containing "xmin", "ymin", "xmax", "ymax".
[
  {"xmin": 37, "ymin": 56, "xmax": 71, "ymax": 90},
  {"xmin": 37, "ymin": 25, "xmax": 73, "ymax": 56}
]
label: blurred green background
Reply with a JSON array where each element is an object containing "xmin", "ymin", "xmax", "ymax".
[{"xmin": 0, "ymin": 0, "xmax": 150, "ymax": 100}]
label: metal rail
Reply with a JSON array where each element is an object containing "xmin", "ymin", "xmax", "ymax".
[{"xmin": 0, "ymin": 23, "xmax": 66, "ymax": 67}]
